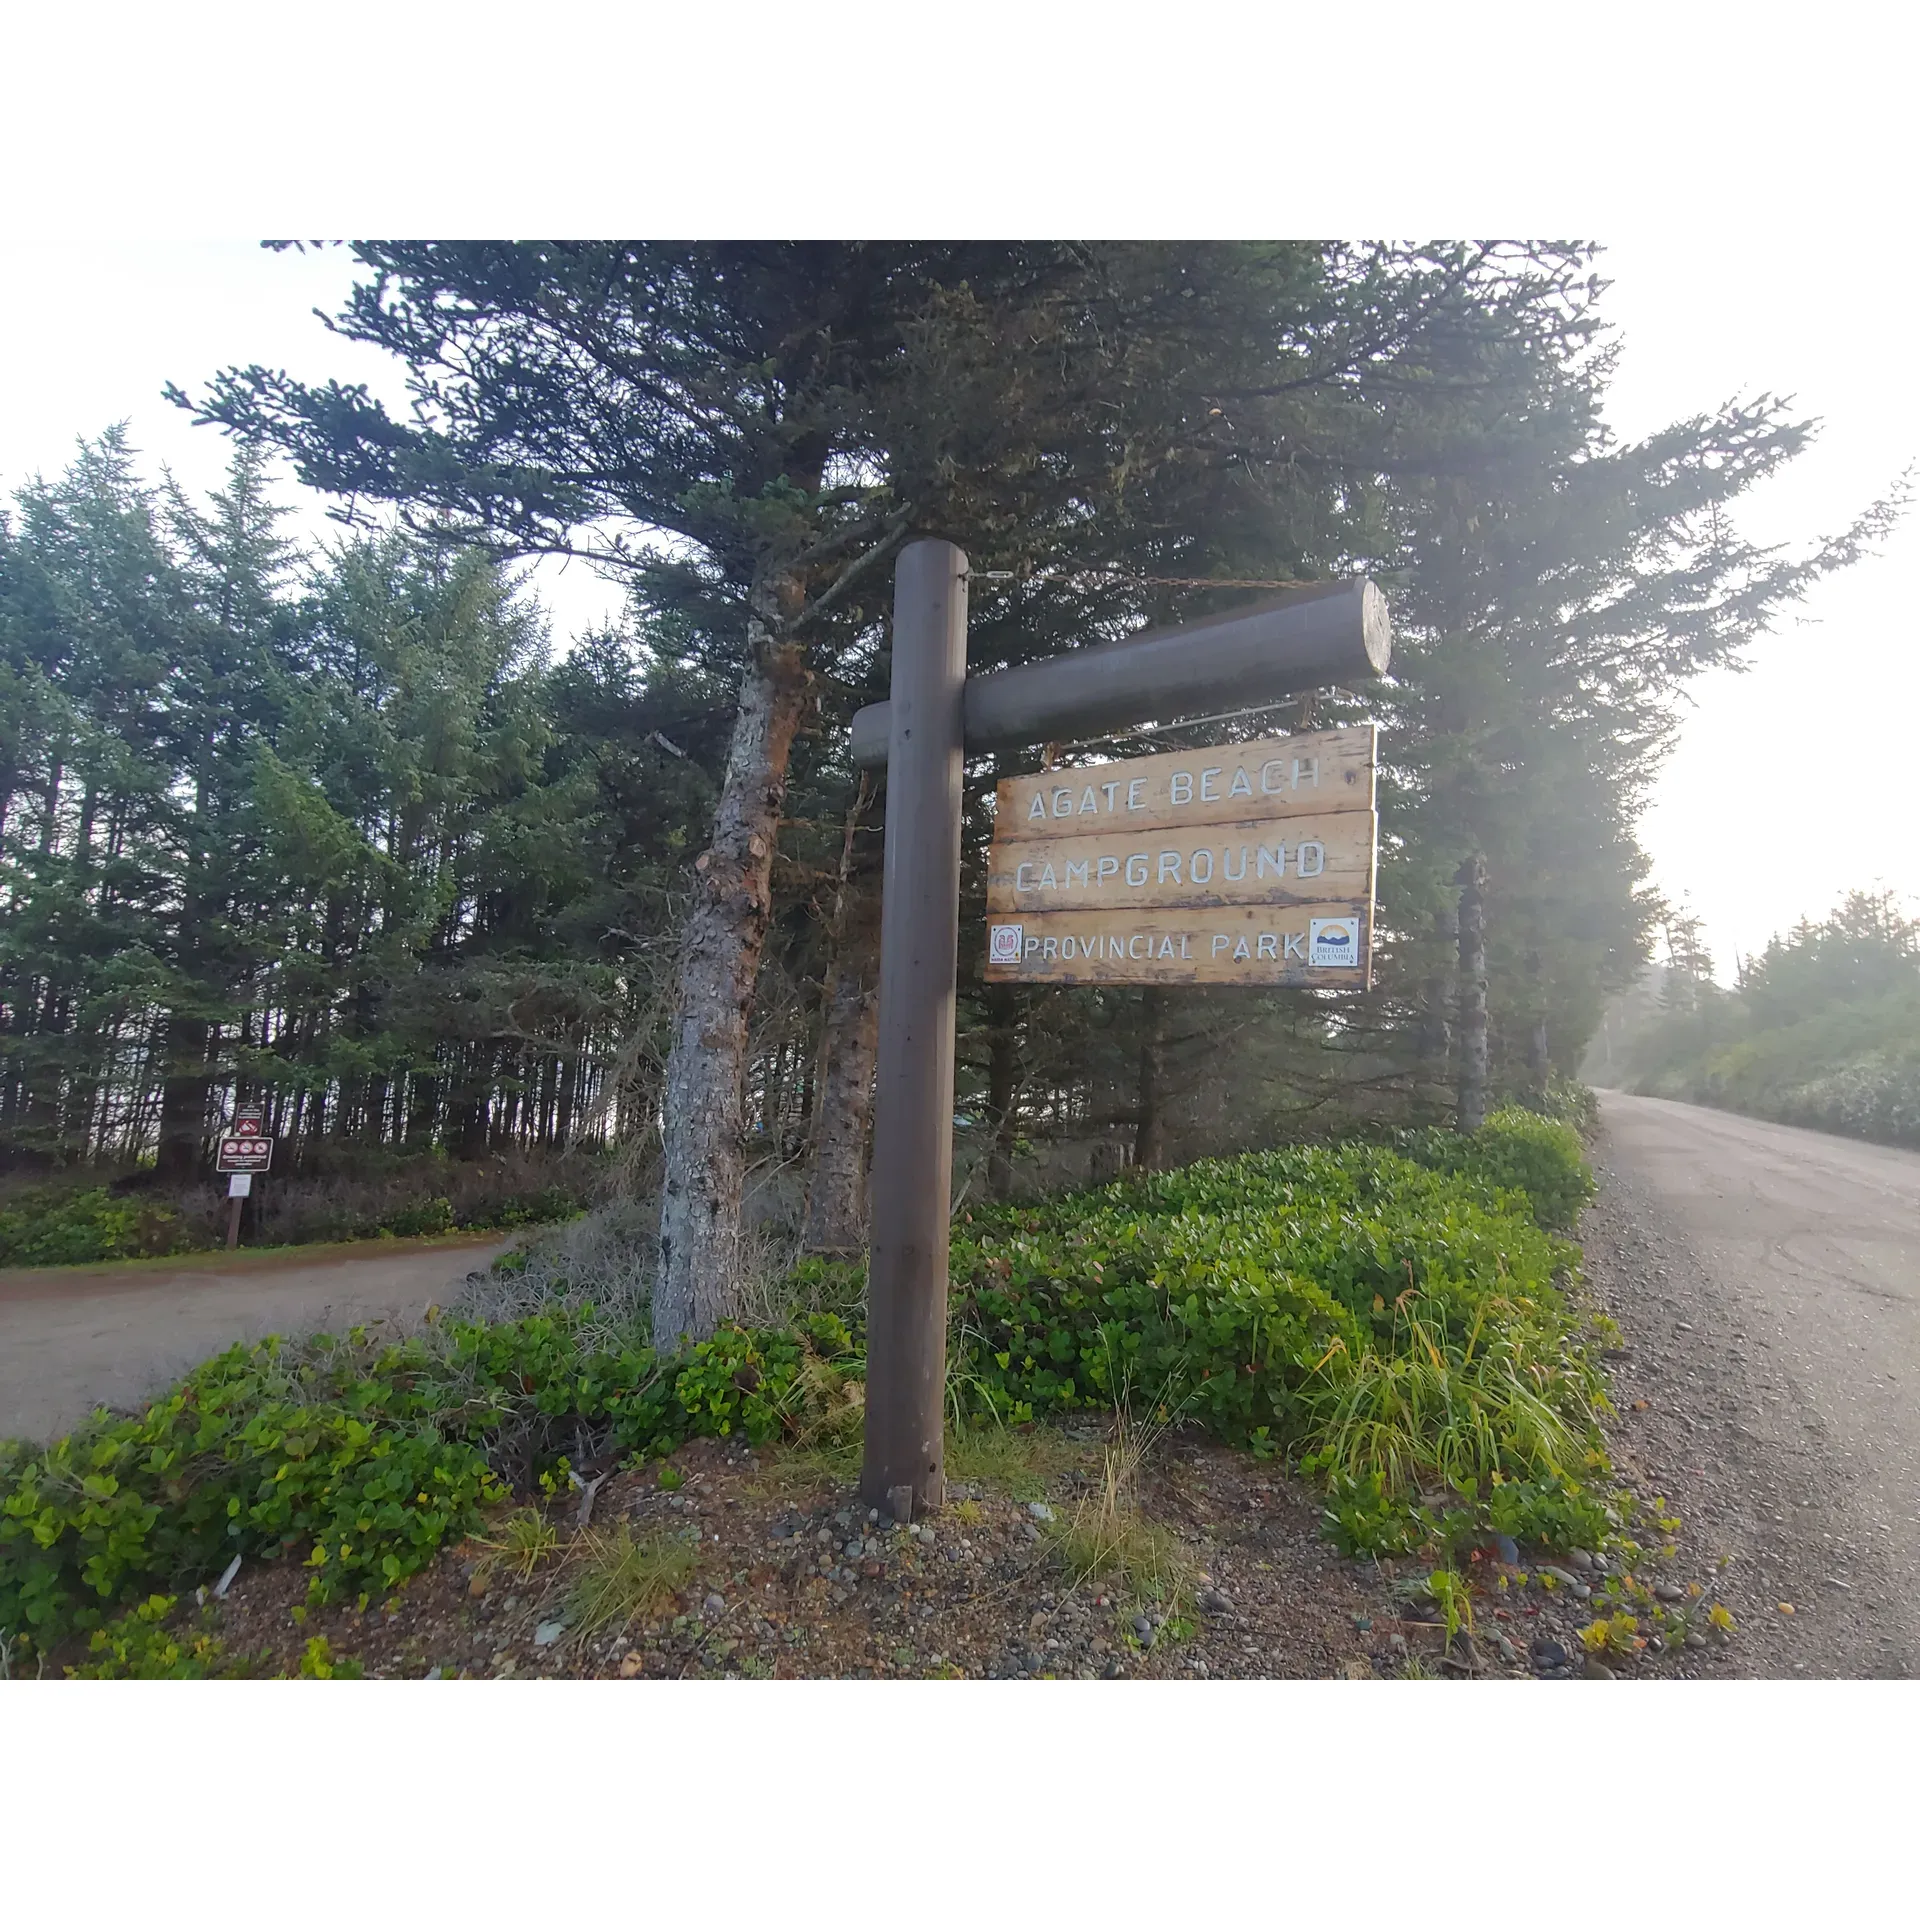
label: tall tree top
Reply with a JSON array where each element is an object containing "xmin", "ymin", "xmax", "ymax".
[{"xmin": 177, "ymin": 243, "xmax": 1615, "ymax": 643}]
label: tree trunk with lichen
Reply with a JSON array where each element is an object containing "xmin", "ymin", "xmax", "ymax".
[
  {"xmin": 654, "ymin": 619, "xmax": 811, "ymax": 1346},
  {"xmin": 1135, "ymin": 986, "xmax": 1170, "ymax": 1171},
  {"xmin": 1416, "ymin": 907, "xmax": 1455, "ymax": 1123},
  {"xmin": 1527, "ymin": 1013, "xmax": 1551, "ymax": 1110},
  {"xmin": 800, "ymin": 787, "xmax": 883, "ymax": 1255},
  {"xmin": 983, "ymin": 986, "xmax": 1023, "ymax": 1201},
  {"xmin": 1456, "ymin": 854, "xmax": 1489, "ymax": 1133}
]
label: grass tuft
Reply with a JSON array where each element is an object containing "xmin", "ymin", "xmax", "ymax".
[
  {"xmin": 756, "ymin": 1439, "xmax": 861, "ymax": 1499},
  {"xmin": 480, "ymin": 1507, "xmax": 562, "ymax": 1575},
  {"xmin": 1048, "ymin": 1411, "xmax": 1191, "ymax": 1609},
  {"xmin": 1300, "ymin": 1296, "xmax": 1585, "ymax": 1496},
  {"xmin": 946, "ymin": 1421, "xmax": 1092, "ymax": 1498},
  {"xmin": 566, "ymin": 1521, "xmax": 697, "ymax": 1643},
  {"xmin": 756, "ymin": 1421, "xmax": 1093, "ymax": 1504}
]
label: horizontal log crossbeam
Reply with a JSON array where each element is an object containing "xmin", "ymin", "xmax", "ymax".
[{"xmin": 850, "ymin": 577, "xmax": 1390, "ymax": 770}]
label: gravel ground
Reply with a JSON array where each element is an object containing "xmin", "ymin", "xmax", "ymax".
[
  {"xmin": 195, "ymin": 1433, "xmax": 1412, "ymax": 1682},
  {"xmin": 128, "ymin": 1419, "xmax": 1722, "ymax": 1684},
  {"xmin": 1583, "ymin": 1095, "xmax": 1920, "ymax": 1678},
  {"xmin": 0, "ymin": 1237, "xmax": 511, "ymax": 1445}
]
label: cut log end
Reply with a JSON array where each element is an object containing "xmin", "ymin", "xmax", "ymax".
[{"xmin": 1360, "ymin": 579, "xmax": 1394, "ymax": 677}]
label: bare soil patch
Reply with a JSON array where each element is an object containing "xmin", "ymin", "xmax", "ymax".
[{"xmin": 157, "ymin": 1422, "xmax": 1733, "ymax": 1682}]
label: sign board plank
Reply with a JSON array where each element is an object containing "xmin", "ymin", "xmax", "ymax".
[
  {"xmin": 216, "ymin": 1134, "xmax": 272, "ymax": 1173},
  {"xmin": 992, "ymin": 725, "xmax": 1374, "ymax": 844},
  {"xmin": 987, "ymin": 809, "xmax": 1374, "ymax": 914},
  {"xmin": 984, "ymin": 904, "xmax": 1373, "ymax": 986}
]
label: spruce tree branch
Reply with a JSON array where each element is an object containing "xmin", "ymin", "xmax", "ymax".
[{"xmin": 786, "ymin": 509, "xmax": 919, "ymax": 635}]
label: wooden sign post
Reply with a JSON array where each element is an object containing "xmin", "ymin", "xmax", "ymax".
[
  {"xmin": 856, "ymin": 546, "xmax": 1391, "ymax": 1515},
  {"xmin": 860, "ymin": 541, "xmax": 969, "ymax": 1518}
]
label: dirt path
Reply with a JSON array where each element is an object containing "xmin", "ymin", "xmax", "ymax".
[
  {"xmin": 1589, "ymin": 1091, "xmax": 1920, "ymax": 1676},
  {"xmin": 0, "ymin": 1237, "xmax": 509, "ymax": 1445}
]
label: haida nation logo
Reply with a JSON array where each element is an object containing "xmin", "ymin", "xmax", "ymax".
[{"xmin": 988, "ymin": 923, "xmax": 1023, "ymax": 964}]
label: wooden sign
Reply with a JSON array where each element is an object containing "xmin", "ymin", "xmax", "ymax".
[
  {"xmin": 216, "ymin": 1133, "xmax": 272, "ymax": 1173},
  {"xmin": 987, "ymin": 904, "xmax": 1371, "ymax": 985},
  {"xmin": 984, "ymin": 726, "xmax": 1376, "ymax": 987},
  {"xmin": 987, "ymin": 812, "xmax": 1373, "ymax": 913},
  {"xmin": 992, "ymin": 726, "xmax": 1374, "ymax": 842},
  {"xmin": 855, "ymin": 545, "xmax": 1393, "ymax": 1518}
]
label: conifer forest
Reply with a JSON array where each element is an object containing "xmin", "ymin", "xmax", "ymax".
[{"xmin": 0, "ymin": 243, "xmax": 1891, "ymax": 1271}]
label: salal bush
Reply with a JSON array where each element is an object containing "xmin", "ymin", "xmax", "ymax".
[
  {"xmin": 1392, "ymin": 1106, "xmax": 1596, "ymax": 1232},
  {"xmin": 949, "ymin": 1139, "xmax": 1594, "ymax": 1449}
]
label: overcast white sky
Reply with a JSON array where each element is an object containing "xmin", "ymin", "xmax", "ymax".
[{"xmin": 4, "ymin": 237, "xmax": 1913, "ymax": 977}]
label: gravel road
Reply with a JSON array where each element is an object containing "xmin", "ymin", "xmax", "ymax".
[
  {"xmin": 0, "ymin": 1238, "xmax": 508, "ymax": 1445},
  {"xmin": 1589, "ymin": 1091, "xmax": 1920, "ymax": 1677}
]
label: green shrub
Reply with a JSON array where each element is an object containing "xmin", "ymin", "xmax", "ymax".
[
  {"xmin": 1320, "ymin": 1472, "xmax": 1431, "ymax": 1559},
  {"xmin": 479, "ymin": 1187, "xmax": 587, "ymax": 1230},
  {"xmin": 0, "ymin": 1337, "xmax": 509, "ymax": 1650},
  {"xmin": 297, "ymin": 1634, "xmax": 364, "ymax": 1679},
  {"xmin": 0, "ymin": 1306, "xmax": 830, "ymax": 1654},
  {"xmin": 378, "ymin": 1195, "xmax": 456, "ymax": 1238},
  {"xmin": 1485, "ymin": 1469, "xmax": 1617, "ymax": 1552},
  {"xmin": 1540, "ymin": 1078, "xmax": 1601, "ymax": 1134},
  {"xmin": 0, "ymin": 1186, "xmax": 192, "ymax": 1266},
  {"xmin": 1395, "ymin": 1106, "xmax": 1596, "ymax": 1231},
  {"xmin": 948, "ymin": 1140, "xmax": 1586, "ymax": 1438},
  {"xmin": 946, "ymin": 1135, "xmax": 1610, "ymax": 1560},
  {"xmin": 65, "ymin": 1592, "xmax": 222, "ymax": 1678},
  {"xmin": 0, "ymin": 1160, "xmax": 595, "ymax": 1270}
]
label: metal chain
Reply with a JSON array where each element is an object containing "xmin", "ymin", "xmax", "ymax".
[
  {"xmin": 1105, "ymin": 696, "xmax": 1315, "ymax": 737},
  {"xmin": 1037, "ymin": 688, "xmax": 1366, "ymax": 760},
  {"xmin": 972, "ymin": 568, "xmax": 1323, "ymax": 592}
]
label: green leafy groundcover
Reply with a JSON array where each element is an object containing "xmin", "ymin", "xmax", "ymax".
[
  {"xmin": 0, "ymin": 1180, "xmax": 587, "ymax": 1269},
  {"xmin": 3, "ymin": 1110, "xmax": 1615, "ymax": 1664},
  {"xmin": 0, "ymin": 1187, "xmax": 185, "ymax": 1266},
  {"xmin": 1392, "ymin": 1105, "xmax": 1597, "ymax": 1233}
]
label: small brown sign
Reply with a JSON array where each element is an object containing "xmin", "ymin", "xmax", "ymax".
[
  {"xmin": 231, "ymin": 1108, "xmax": 266, "ymax": 1139},
  {"xmin": 216, "ymin": 1134, "xmax": 272, "ymax": 1173}
]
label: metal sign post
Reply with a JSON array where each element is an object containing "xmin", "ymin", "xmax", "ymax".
[
  {"xmin": 854, "ymin": 553, "xmax": 1391, "ymax": 1515},
  {"xmin": 216, "ymin": 1118, "xmax": 273, "ymax": 1251}
]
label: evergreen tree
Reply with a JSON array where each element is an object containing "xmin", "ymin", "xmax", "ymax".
[
  {"xmin": 0, "ymin": 436, "xmax": 712, "ymax": 1182},
  {"xmin": 4, "ymin": 242, "xmax": 1899, "ymax": 1275},
  {"xmin": 183, "ymin": 240, "xmax": 1650, "ymax": 1331},
  {"xmin": 0, "ymin": 428, "xmax": 199, "ymax": 1166}
]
